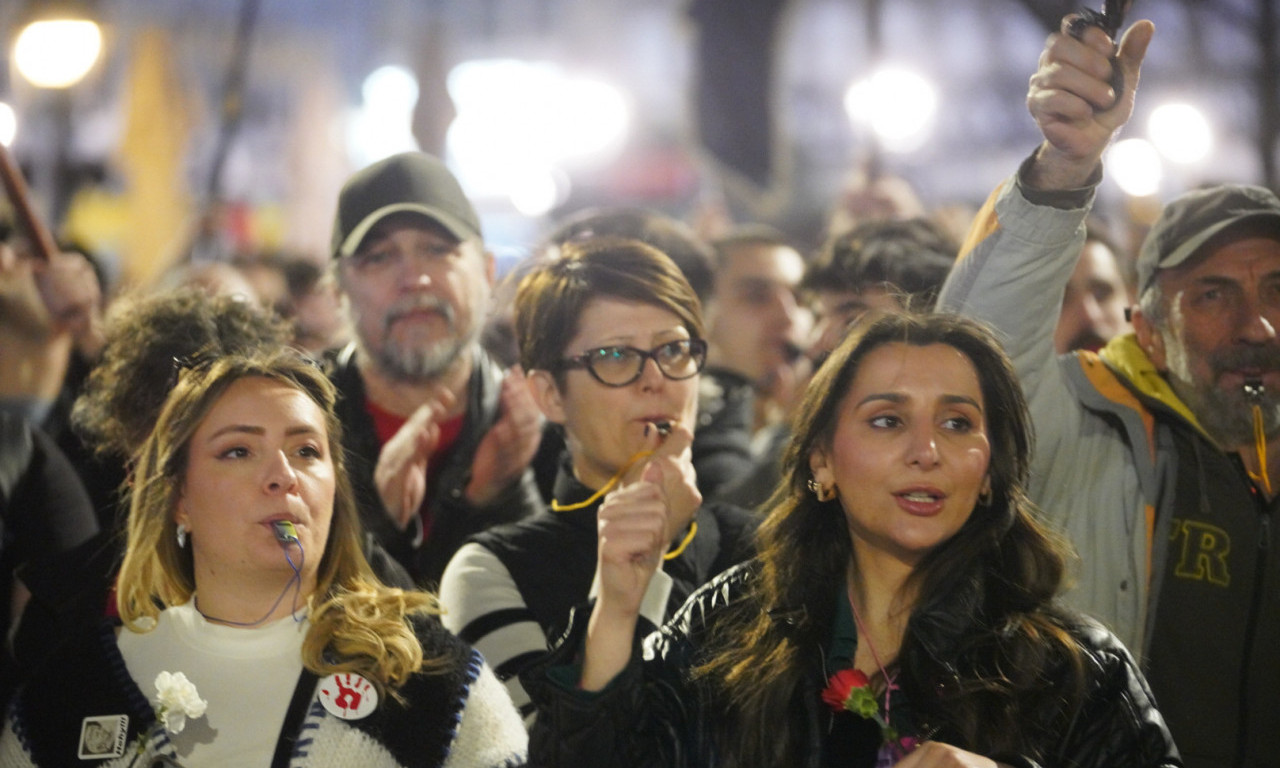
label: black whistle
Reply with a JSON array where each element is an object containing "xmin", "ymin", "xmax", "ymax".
[
  {"xmin": 1067, "ymin": 0, "xmax": 1131, "ymax": 109},
  {"xmin": 654, "ymin": 420, "xmax": 673, "ymax": 438},
  {"xmin": 272, "ymin": 520, "xmax": 299, "ymax": 543}
]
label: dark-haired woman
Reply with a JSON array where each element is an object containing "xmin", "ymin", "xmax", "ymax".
[{"xmin": 524, "ymin": 311, "xmax": 1180, "ymax": 768}]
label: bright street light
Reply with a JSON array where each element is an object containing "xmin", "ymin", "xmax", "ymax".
[
  {"xmin": 844, "ymin": 66, "xmax": 938, "ymax": 153},
  {"xmin": 14, "ymin": 19, "xmax": 103, "ymax": 89},
  {"xmin": 445, "ymin": 59, "xmax": 629, "ymax": 214},
  {"xmin": 1107, "ymin": 138, "xmax": 1163, "ymax": 197},
  {"xmin": 347, "ymin": 65, "xmax": 421, "ymax": 167},
  {"xmin": 1148, "ymin": 103, "xmax": 1213, "ymax": 164}
]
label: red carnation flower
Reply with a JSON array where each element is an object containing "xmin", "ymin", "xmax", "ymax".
[{"xmin": 821, "ymin": 668, "xmax": 871, "ymax": 712}]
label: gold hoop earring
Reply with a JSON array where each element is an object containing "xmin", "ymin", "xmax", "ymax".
[{"xmin": 807, "ymin": 479, "xmax": 836, "ymax": 503}]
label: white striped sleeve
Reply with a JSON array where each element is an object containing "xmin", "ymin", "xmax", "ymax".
[{"xmin": 438, "ymin": 542, "xmax": 549, "ymax": 725}]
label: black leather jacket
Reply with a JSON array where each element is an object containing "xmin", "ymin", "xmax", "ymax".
[
  {"xmin": 326, "ymin": 343, "xmax": 545, "ymax": 587},
  {"xmin": 525, "ymin": 563, "xmax": 1182, "ymax": 768}
]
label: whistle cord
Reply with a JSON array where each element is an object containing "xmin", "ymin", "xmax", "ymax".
[
  {"xmin": 1251, "ymin": 404, "xmax": 1272, "ymax": 496},
  {"xmin": 550, "ymin": 449, "xmax": 653, "ymax": 513},
  {"xmin": 194, "ymin": 541, "xmax": 306, "ymax": 627},
  {"xmin": 551, "ymin": 448, "xmax": 698, "ymax": 561},
  {"xmin": 664, "ymin": 521, "xmax": 699, "ymax": 561}
]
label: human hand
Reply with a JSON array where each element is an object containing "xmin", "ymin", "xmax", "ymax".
[
  {"xmin": 579, "ymin": 461, "xmax": 678, "ymax": 692},
  {"xmin": 893, "ymin": 741, "xmax": 1013, "ymax": 768},
  {"xmin": 464, "ymin": 365, "xmax": 544, "ymax": 506},
  {"xmin": 621, "ymin": 420, "xmax": 702, "ymax": 542},
  {"xmin": 374, "ymin": 389, "xmax": 455, "ymax": 530},
  {"xmin": 595, "ymin": 462, "xmax": 677, "ymax": 618},
  {"xmin": 1025, "ymin": 16, "xmax": 1154, "ymax": 189},
  {"xmin": 581, "ymin": 426, "xmax": 703, "ymax": 692},
  {"xmin": 0, "ymin": 241, "xmax": 52, "ymax": 340},
  {"xmin": 36, "ymin": 249, "xmax": 104, "ymax": 356},
  {"xmin": 35, "ymin": 249, "xmax": 101, "ymax": 335}
]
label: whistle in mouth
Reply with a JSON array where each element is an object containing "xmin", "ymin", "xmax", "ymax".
[
  {"xmin": 654, "ymin": 420, "xmax": 673, "ymax": 438},
  {"xmin": 272, "ymin": 520, "xmax": 299, "ymax": 543},
  {"xmin": 1244, "ymin": 377, "xmax": 1266, "ymax": 403}
]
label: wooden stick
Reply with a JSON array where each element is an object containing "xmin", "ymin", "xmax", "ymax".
[{"xmin": 0, "ymin": 141, "xmax": 58, "ymax": 262}]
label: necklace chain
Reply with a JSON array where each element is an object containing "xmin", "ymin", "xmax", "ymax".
[{"xmin": 846, "ymin": 578, "xmax": 899, "ymax": 724}]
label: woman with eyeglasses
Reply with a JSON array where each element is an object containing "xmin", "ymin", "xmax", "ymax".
[{"xmin": 437, "ymin": 237, "xmax": 757, "ymax": 725}]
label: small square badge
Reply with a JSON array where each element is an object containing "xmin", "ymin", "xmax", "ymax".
[{"xmin": 78, "ymin": 715, "xmax": 128, "ymax": 760}]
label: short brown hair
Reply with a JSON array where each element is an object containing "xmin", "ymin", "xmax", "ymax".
[{"xmin": 514, "ymin": 237, "xmax": 705, "ymax": 381}]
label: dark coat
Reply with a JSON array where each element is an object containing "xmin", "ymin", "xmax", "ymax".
[
  {"xmin": 326, "ymin": 343, "xmax": 544, "ymax": 587},
  {"xmin": 524, "ymin": 563, "xmax": 1183, "ymax": 768}
]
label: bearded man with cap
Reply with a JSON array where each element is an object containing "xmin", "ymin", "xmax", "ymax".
[
  {"xmin": 328, "ymin": 152, "xmax": 545, "ymax": 587},
  {"xmin": 939, "ymin": 15, "xmax": 1278, "ymax": 767}
]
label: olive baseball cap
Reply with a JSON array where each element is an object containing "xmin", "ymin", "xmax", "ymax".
[
  {"xmin": 1136, "ymin": 184, "xmax": 1280, "ymax": 294},
  {"xmin": 331, "ymin": 152, "xmax": 482, "ymax": 259}
]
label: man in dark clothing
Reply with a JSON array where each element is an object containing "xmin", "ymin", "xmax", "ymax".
[
  {"xmin": 328, "ymin": 152, "xmax": 545, "ymax": 586},
  {"xmin": 939, "ymin": 16, "xmax": 1277, "ymax": 765}
]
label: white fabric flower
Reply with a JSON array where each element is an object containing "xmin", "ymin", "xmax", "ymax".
[{"xmin": 154, "ymin": 671, "xmax": 208, "ymax": 734}]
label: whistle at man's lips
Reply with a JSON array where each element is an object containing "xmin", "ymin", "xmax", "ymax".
[{"xmin": 1244, "ymin": 378, "xmax": 1266, "ymax": 402}]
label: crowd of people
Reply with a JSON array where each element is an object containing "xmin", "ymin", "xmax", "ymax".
[{"xmin": 0, "ymin": 9, "xmax": 1274, "ymax": 767}]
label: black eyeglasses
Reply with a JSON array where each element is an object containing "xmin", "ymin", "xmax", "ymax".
[{"xmin": 556, "ymin": 338, "xmax": 707, "ymax": 387}]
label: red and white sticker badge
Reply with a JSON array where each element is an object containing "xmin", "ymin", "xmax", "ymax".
[{"xmin": 318, "ymin": 672, "xmax": 378, "ymax": 720}]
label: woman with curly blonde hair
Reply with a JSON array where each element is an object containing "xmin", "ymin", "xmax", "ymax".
[{"xmin": 1, "ymin": 348, "xmax": 525, "ymax": 767}]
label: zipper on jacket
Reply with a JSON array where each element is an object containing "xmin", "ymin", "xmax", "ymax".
[{"xmin": 1234, "ymin": 501, "xmax": 1270, "ymax": 767}]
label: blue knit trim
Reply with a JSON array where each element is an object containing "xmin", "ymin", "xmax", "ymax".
[
  {"xmin": 8, "ymin": 701, "xmax": 31, "ymax": 753},
  {"xmin": 289, "ymin": 699, "xmax": 327, "ymax": 760},
  {"xmin": 99, "ymin": 622, "xmax": 155, "ymax": 729},
  {"xmin": 437, "ymin": 649, "xmax": 485, "ymax": 762}
]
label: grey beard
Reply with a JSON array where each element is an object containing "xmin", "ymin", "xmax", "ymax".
[
  {"xmin": 360, "ymin": 297, "xmax": 475, "ymax": 384},
  {"xmin": 1170, "ymin": 377, "xmax": 1280, "ymax": 448},
  {"xmin": 376, "ymin": 335, "xmax": 469, "ymax": 382}
]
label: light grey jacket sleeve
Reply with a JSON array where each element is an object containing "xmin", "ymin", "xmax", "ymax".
[{"xmin": 938, "ymin": 174, "xmax": 1151, "ymax": 654}]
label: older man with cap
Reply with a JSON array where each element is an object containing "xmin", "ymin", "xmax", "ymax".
[
  {"xmin": 328, "ymin": 151, "xmax": 545, "ymax": 587},
  {"xmin": 939, "ymin": 15, "xmax": 1278, "ymax": 767}
]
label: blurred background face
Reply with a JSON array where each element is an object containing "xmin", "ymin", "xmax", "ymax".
[
  {"xmin": 534, "ymin": 297, "xmax": 700, "ymax": 490},
  {"xmin": 339, "ymin": 213, "xmax": 493, "ymax": 382},
  {"xmin": 808, "ymin": 287, "xmax": 904, "ymax": 364},
  {"xmin": 705, "ymin": 242, "xmax": 808, "ymax": 388},
  {"xmin": 1054, "ymin": 240, "xmax": 1133, "ymax": 354}
]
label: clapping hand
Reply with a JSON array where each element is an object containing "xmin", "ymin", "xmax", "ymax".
[
  {"xmin": 374, "ymin": 388, "xmax": 455, "ymax": 531},
  {"xmin": 464, "ymin": 365, "xmax": 544, "ymax": 506}
]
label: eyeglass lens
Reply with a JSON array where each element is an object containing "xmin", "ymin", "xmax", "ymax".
[{"xmin": 587, "ymin": 340, "xmax": 703, "ymax": 385}]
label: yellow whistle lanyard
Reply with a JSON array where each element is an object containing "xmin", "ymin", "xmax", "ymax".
[
  {"xmin": 550, "ymin": 449, "xmax": 698, "ymax": 561},
  {"xmin": 1251, "ymin": 404, "xmax": 1273, "ymax": 496}
]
